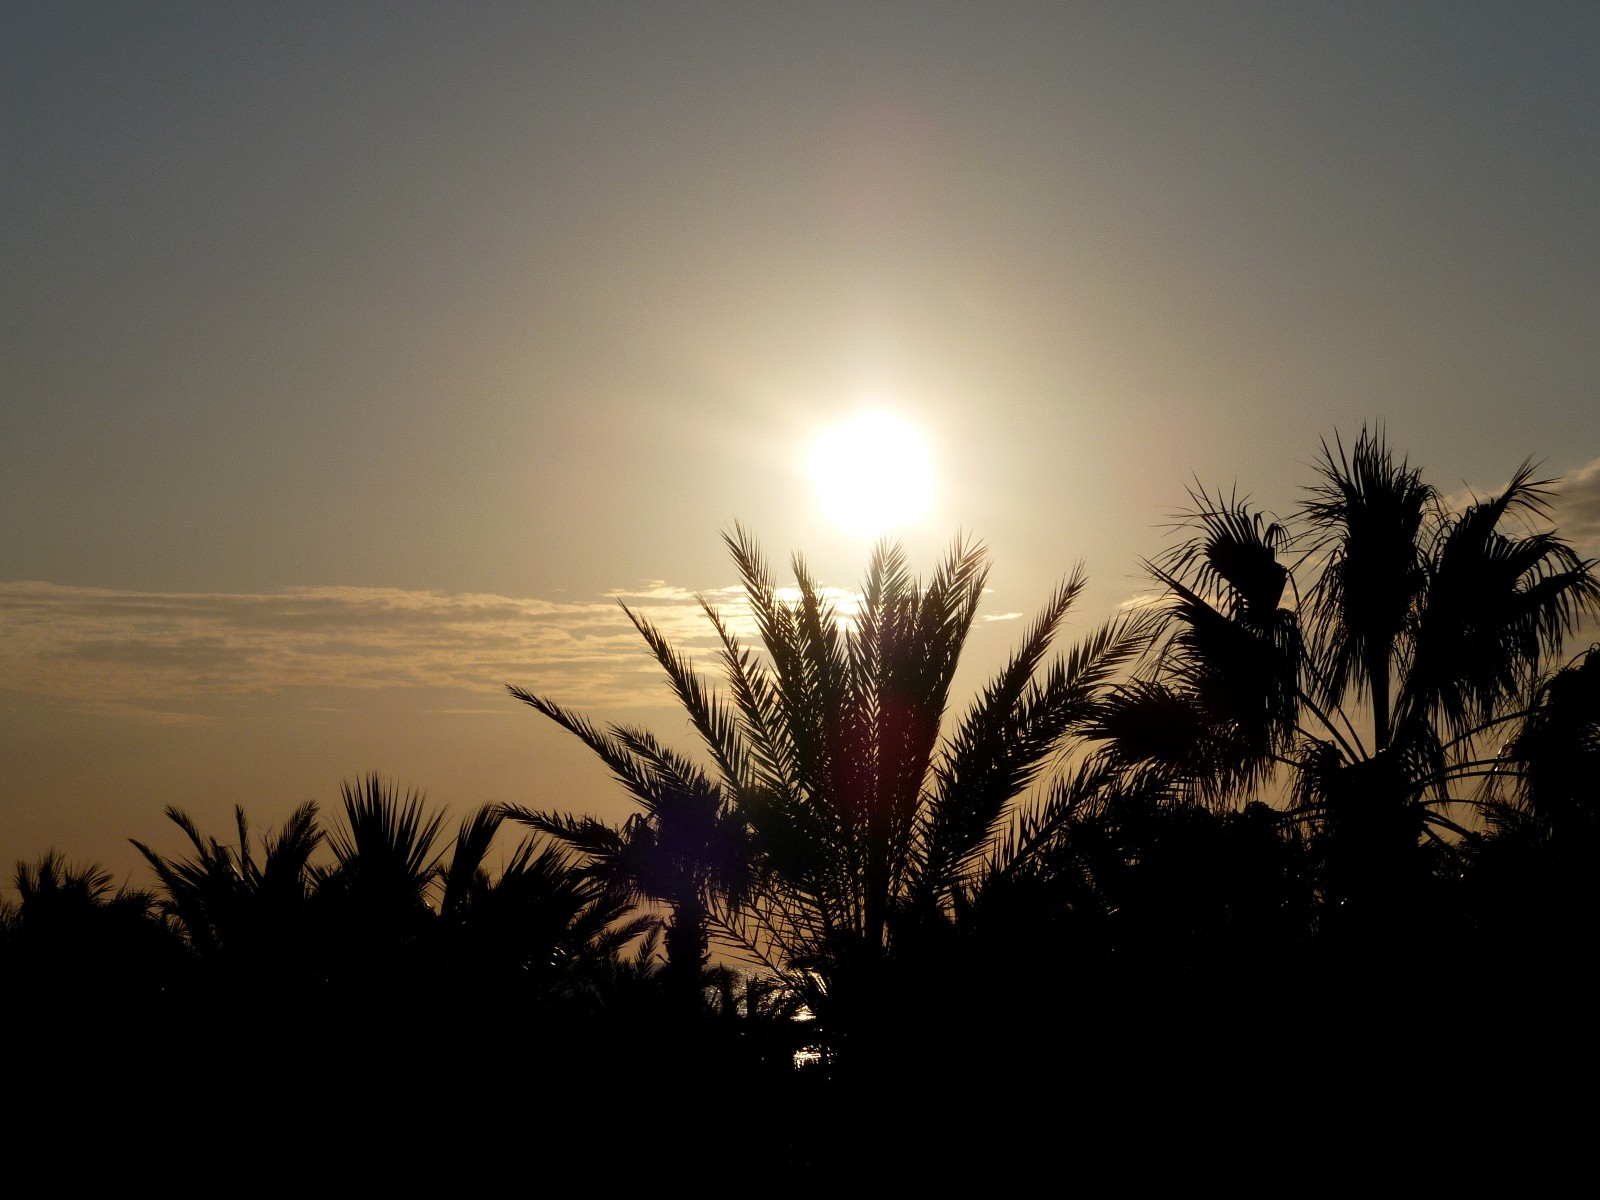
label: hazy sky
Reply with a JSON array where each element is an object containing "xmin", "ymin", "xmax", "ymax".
[{"xmin": 5, "ymin": 2, "xmax": 1599, "ymax": 882}]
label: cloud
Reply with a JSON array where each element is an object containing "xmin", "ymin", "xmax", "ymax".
[
  {"xmin": 1550, "ymin": 456, "xmax": 1600, "ymax": 559},
  {"xmin": 1434, "ymin": 458, "xmax": 1600, "ymax": 561},
  {"xmin": 0, "ymin": 577, "xmax": 880, "ymax": 718},
  {"xmin": 1116, "ymin": 590, "xmax": 1168, "ymax": 613},
  {"xmin": 0, "ymin": 581, "xmax": 706, "ymax": 715}
]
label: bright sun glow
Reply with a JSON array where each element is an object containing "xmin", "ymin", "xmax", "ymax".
[{"xmin": 808, "ymin": 411, "xmax": 934, "ymax": 537}]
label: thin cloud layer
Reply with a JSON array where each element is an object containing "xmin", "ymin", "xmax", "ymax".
[
  {"xmin": 1400, "ymin": 456, "xmax": 1600, "ymax": 563},
  {"xmin": 1551, "ymin": 456, "xmax": 1600, "ymax": 560},
  {"xmin": 1, "ymin": 582, "xmax": 689, "ymax": 714},
  {"xmin": 0, "ymin": 579, "xmax": 868, "ymax": 717}
]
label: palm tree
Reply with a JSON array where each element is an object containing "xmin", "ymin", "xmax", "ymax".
[
  {"xmin": 500, "ymin": 771, "xmax": 749, "ymax": 1011},
  {"xmin": 3, "ymin": 854, "xmax": 187, "ymax": 1143},
  {"xmin": 1092, "ymin": 428, "xmax": 1600, "ymax": 932},
  {"xmin": 4, "ymin": 851, "xmax": 175, "ymax": 1003},
  {"xmin": 1462, "ymin": 645, "xmax": 1600, "ymax": 970},
  {"xmin": 431, "ymin": 803, "xmax": 655, "ymax": 1000},
  {"xmin": 509, "ymin": 526, "xmax": 1148, "ymax": 1065},
  {"xmin": 132, "ymin": 801, "xmax": 323, "ymax": 976},
  {"xmin": 311, "ymin": 773, "xmax": 450, "ymax": 989},
  {"xmin": 1483, "ymin": 643, "xmax": 1600, "ymax": 838}
]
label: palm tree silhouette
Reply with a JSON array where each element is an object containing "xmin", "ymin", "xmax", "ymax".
[
  {"xmin": 431, "ymin": 802, "xmax": 655, "ymax": 1001},
  {"xmin": 4, "ymin": 851, "xmax": 175, "ymax": 1003},
  {"xmin": 1486, "ymin": 643, "xmax": 1600, "ymax": 836},
  {"xmin": 3, "ymin": 853, "xmax": 188, "ymax": 1146},
  {"xmin": 510, "ymin": 526, "xmax": 1148, "ymax": 1065},
  {"xmin": 1093, "ymin": 428, "xmax": 1599, "ymax": 929},
  {"xmin": 1464, "ymin": 645, "xmax": 1600, "ymax": 977},
  {"xmin": 131, "ymin": 801, "xmax": 322, "ymax": 977},
  {"xmin": 499, "ymin": 769, "xmax": 749, "ymax": 1011},
  {"xmin": 310, "ymin": 773, "xmax": 471, "ymax": 1002}
]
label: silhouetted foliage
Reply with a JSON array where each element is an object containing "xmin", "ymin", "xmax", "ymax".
[
  {"xmin": 132, "ymin": 800, "xmax": 322, "ymax": 986},
  {"xmin": 9, "ymin": 432, "xmax": 1600, "ymax": 1171},
  {"xmin": 3, "ymin": 851, "xmax": 178, "ymax": 1007},
  {"xmin": 511, "ymin": 527, "xmax": 1150, "ymax": 1072},
  {"xmin": 501, "ymin": 773, "xmax": 749, "ymax": 1010},
  {"xmin": 1091, "ymin": 427, "xmax": 1600, "ymax": 956}
]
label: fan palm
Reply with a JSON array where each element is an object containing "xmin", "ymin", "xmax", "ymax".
[
  {"xmin": 5, "ymin": 852, "xmax": 172, "ymax": 995},
  {"xmin": 510, "ymin": 526, "xmax": 1148, "ymax": 1058},
  {"xmin": 3, "ymin": 853, "xmax": 182, "ymax": 1114},
  {"xmin": 311, "ymin": 774, "xmax": 451, "ymax": 987},
  {"xmin": 1488, "ymin": 644, "xmax": 1600, "ymax": 837},
  {"xmin": 1461, "ymin": 646, "xmax": 1600, "ymax": 954},
  {"xmin": 1093, "ymin": 428, "xmax": 1599, "ymax": 920}
]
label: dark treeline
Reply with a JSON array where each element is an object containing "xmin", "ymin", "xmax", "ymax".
[{"xmin": 6, "ymin": 428, "xmax": 1598, "ymax": 1175}]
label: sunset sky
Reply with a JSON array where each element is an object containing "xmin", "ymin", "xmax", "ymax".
[{"xmin": 5, "ymin": 2, "xmax": 1599, "ymax": 884}]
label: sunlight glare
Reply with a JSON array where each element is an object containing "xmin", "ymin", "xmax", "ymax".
[{"xmin": 808, "ymin": 411, "xmax": 934, "ymax": 538}]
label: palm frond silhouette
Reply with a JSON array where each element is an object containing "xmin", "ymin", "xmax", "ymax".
[{"xmin": 510, "ymin": 526, "xmax": 1149, "ymax": 1059}]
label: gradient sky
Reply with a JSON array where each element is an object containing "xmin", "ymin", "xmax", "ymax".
[{"xmin": 5, "ymin": 2, "xmax": 1600, "ymax": 884}]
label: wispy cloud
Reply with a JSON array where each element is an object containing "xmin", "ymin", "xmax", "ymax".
[
  {"xmin": 1115, "ymin": 590, "xmax": 1168, "ymax": 613},
  {"xmin": 0, "ymin": 581, "xmax": 691, "ymax": 715},
  {"xmin": 1550, "ymin": 456, "xmax": 1600, "ymax": 559},
  {"xmin": 1423, "ymin": 457, "xmax": 1600, "ymax": 566},
  {"xmin": 0, "ymin": 578, "xmax": 874, "ymax": 718}
]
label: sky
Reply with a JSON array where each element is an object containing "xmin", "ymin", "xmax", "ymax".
[{"xmin": 5, "ymin": 1, "xmax": 1600, "ymax": 886}]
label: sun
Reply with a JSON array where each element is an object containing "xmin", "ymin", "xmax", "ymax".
[{"xmin": 808, "ymin": 411, "xmax": 934, "ymax": 538}]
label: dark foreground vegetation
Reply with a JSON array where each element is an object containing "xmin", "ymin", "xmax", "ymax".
[{"xmin": 6, "ymin": 430, "xmax": 1598, "ymax": 1175}]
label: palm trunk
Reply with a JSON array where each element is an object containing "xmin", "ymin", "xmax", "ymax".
[
  {"xmin": 663, "ymin": 896, "xmax": 709, "ymax": 1012},
  {"xmin": 1368, "ymin": 645, "xmax": 1392, "ymax": 753}
]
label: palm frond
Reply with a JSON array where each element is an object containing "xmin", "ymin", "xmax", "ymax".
[
  {"xmin": 327, "ymin": 773, "xmax": 448, "ymax": 884},
  {"xmin": 438, "ymin": 804, "xmax": 503, "ymax": 921},
  {"xmin": 622, "ymin": 601, "xmax": 754, "ymax": 798},
  {"xmin": 920, "ymin": 571, "xmax": 1137, "ymax": 894}
]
